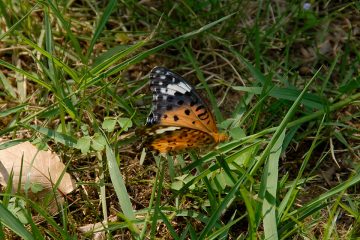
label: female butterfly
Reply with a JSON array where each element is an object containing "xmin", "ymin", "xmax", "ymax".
[{"xmin": 140, "ymin": 67, "xmax": 227, "ymax": 154}]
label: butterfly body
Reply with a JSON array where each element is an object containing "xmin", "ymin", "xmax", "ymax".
[{"xmin": 140, "ymin": 67, "xmax": 227, "ymax": 154}]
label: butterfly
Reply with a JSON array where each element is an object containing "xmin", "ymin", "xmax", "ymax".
[{"xmin": 139, "ymin": 67, "xmax": 227, "ymax": 154}]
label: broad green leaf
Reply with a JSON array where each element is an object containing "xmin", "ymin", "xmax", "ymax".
[
  {"xmin": 118, "ymin": 117, "xmax": 133, "ymax": 131},
  {"xmin": 30, "ymin": 183, "xmax": 43, "ymax": 193},
  {"xmin": 229, "ymin": 127, "xmax": 246, "ymax": 140},
  {"xmin": 76, "ymin": 136, "xmax": 91, "ymax": 154},
  {"xmin": 91, "ymin": 133, "xmax": 106, "ymax": 151},
  {"xmin": 102, "ymin": 117, "xmax": 117, "ymax": 132},
  {"xmin": 8, "ymin": 198, "xmax": 28, "ymax": 224}
]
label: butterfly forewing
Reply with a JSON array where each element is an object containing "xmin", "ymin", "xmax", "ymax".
[{"xmin": 147, "ymin": 67, "xmax": 218, "ymax": 135}]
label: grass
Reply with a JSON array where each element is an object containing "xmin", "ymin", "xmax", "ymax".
[{"xmin": 0, "ymin": 0, "xmax": 359, "ymax": 239}]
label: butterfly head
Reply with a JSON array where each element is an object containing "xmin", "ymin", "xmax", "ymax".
[{"xmin": 213, "ymin": 132, "xmax": 228, "ymax": 143}]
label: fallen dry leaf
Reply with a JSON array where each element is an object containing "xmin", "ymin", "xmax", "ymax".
[{"xmin": 0, "ymin": 140, "xmax": 76, "ymax": 213}]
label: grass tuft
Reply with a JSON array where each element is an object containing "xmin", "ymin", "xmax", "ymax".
[{"xmin": 0, "ymin": 1, "xmax": 359, "ymax": 239}]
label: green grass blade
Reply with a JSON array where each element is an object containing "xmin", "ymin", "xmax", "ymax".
[
  {"xmin": 225, "ymin": 45, "xmax": 267, "ymax": 85},
  {"xmin": 20, "ymin": 36, "xmax": 79, "ymax": 83},
  {"xmin": 288, "ymin": 91, "xmax": 360, "ymax": 129},
  {"xmin": 105, "ymin": 87, "xmax": 136, "ymax": 120},
  {"xmin": 0, "ymin": 104, "xmax": 27, "ymax": 118},
  {"xmin": 250, "ymin": 68, "xmax": 321, "ymax": 176},
  {"xmin": 0, "ymin": 59, "xmax": 52, "ymax": 90},
  {"xmin": 85, "ymin": 12, "xmax": 235, "ymax": 87},
  {"xmin": 320, "ymin": 54, "xmax": 339, "ymax": 95},
  {"xmin": 261, "ymin": 130, "xmax": 285, "ymax": 240},
  {"xmin": 86, "ymin": 0, "xmax": 117, "ymax": 61},
  {"xmin": 0, "ymin": 3, "xmax": 38, "ymax": 40},
  {"xmin": 27, "ymin": 125, "xmax": 77, "ymax": 148},
  {"xmin": 175, "ymin": 209, "xmax": 223, "ymax": 228},
  {"xmin": 198, "ymin": 175, "xmax": 245, "ymax": 239},
  {"xmin": 207, "ymin": 216, "xmax": 242, "ymax": 240},
  {"xmin": 27, "ymin": 199, "xmax": 69, "ymax": 238},
  {"xmin": 0, "ymin": 139, "xmax": 28, "ymax": 150},
  {"xmin": 0, "ymin": 71, "xmax": 17, "ymax": 98},
  {"xmin": 179, "ymin": 224, "xmax": 191, "ymax": 240},
  {"xmin": 150, "ymin": 162, "xmax": 166, "ymax": 239},
  {"xmin": 240, "ymin": 187, "xmax": 256, "ymax": 240},
  {"xmin": 184, "ymin": 47, "xmax": 223, "ymax": 122},
  {"xmin": 159, "ymin": 211, "xmax": 180, "ymax": 240},
  {"xmin": 232, "ymin": 86, "xmax": 327, "ymax": 110},
  {"xmin": 278, "ymin": 115, "xmax": 326, "ymax": 220},
  {"xmin": 139, "ymin": 162, "xmax": 158, "ymax": 239},
  {"xmin": 105, "ymin": 144, "xmax": 137, "ymax": 221},
  {"xmin": 45, "ymin": 0, "xmax": 84, "ymax": 62},
  {"xmin": 174, "ymin": 142, "xmax": 260, "ymax": 201},
  {"xmin": 44, "ymin": 7, "xmax": 54, "ymax": 74},
  {"xmin": 279, "ymin": 171, "xmax": 360, "ymax": 235},
  {"xmin": 0, "ymin": 0, "xmax": 12, "ymax": 28},
  {"xmin": 90, "ymin": 40, "xmax": 147, "ymax": 75},
  {"xmin": 186, "ymin": 137, "xmax": 263, "ymax": 173},
  {"xmin": 0, "ymin": 204, "xmax": 34, "ymax": 240},
  {"xmin": 238, "ymin": 91, "xmax": 360, "ymax": 150}
]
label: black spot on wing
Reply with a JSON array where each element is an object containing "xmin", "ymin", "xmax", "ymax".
[
  {"xmin": 195, "ymin": 105, "xmax": 205, "ymax": 111},
  {"xmin": 198, "ymin": 111, "xmax": 209, "ymax": 120}
]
